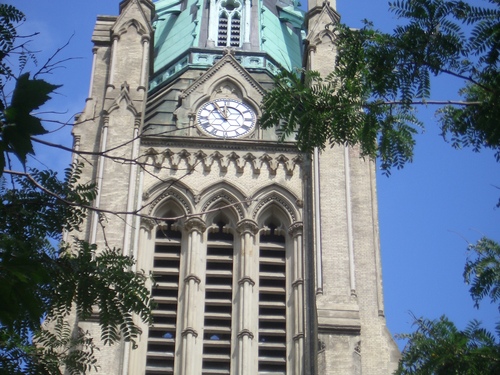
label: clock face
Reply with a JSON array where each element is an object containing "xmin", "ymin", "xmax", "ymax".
[{"xmin": 197, "ymin": 99, "xmax": 256, "ymax": 139}]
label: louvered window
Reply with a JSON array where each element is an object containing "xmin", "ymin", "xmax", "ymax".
[
  {"xmin": 258, "ymin": 224, "xmax": 287, "ymax": 375},
  {"xmin": 229, "ymin": 15, "xmax": 240, "ymax": 47},
  {"xmin": 139, "ymin": 201, "xmax": 303, "ymax": 374},
  {"xmin": 217, "ymin": 14, "xmax": 228, "ymax": 46},
  {"xmin": 146, "ymin": 224, "xmax": 182, "ymax": 375},
  {"xmin": 202, "ymin": 221, "xmax": 234, "ymax": 374},
  {"xmin": 216, "ymin": 0, "xmax": 242, "ymax": 47}
]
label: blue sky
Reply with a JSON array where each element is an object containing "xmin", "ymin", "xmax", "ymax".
[{"xmin": 8, "ymin": 0, "xmax": 499, "ymax": 349}]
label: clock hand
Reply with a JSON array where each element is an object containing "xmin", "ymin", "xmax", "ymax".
[{"xmin": 213, "ymin": 101, "xmax": 227, "ymax": 119}]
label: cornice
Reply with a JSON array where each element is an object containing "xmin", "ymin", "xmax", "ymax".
[{"xmin": 141, "ymin": 135, "xmax": 299, "ymax": 153}]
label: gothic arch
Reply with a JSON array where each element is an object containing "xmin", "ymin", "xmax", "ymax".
[
  {"xmin": 104, "ymin": 87, "xmax": 140, "ymax": 116},
  {"xmin": 153, "ymin": 196, "xmax": 189, "ymax": 222},
  {"xmin": 209, "ymin": 77, "xmax": 244, "ymax": 100},
  {"xmin": 312, "ymin": 29, "xmax": 335, "ymax": 47},
  {"xmin": 115, "ymin": 19, "xmax": 148, "ymax": 37},
  {"xmin": 191, "ymin": 75, "xmax": 261, "ymax": 117},
  {"xmin": 146, "ymin": 181, "xmax": 195, "ymax": 217},
  {"xmin": 199, "ymin": 182, "xmax": 247, "ymax": 221},
  {"xmin": 212, "ymin": 76, "xmax": 262, "ymax": 115},
  {"xmin": 251, "ymin": 184, "xmax": 301, "ymax": 224},
  {"xmin": 255, "ymin": 202, "xmax": 292, "ymax": 231}
]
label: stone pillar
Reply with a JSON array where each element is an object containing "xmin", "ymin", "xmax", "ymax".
[
  {"xmin": 236, "ymin": 219, "xmax": 259, "ymax": 375},
  {"xmin": 289, "ymin": 222, "xmax": 305, "ymax": 375},
  {"xmin": 178, "ymin": 217, "xmax": 206, "ymax": 375}
]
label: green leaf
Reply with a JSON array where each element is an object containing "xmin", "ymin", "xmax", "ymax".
[
  {"xmin": 10, "ymin": 73, "xmax": 60, "ymax": 114},
  {"xmin": 1, "ymin": 73, "xmax": 60, "ymax": 165}
]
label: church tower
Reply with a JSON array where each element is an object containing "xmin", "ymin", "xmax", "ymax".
[{"xmin": 73, "ymin": 0, "xmax": 400, "ymax": 374}]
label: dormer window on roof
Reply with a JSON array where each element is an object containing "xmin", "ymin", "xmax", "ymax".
[{"xmin": 217, "ymin": 0, "xmax": 242, "ymax": 47}]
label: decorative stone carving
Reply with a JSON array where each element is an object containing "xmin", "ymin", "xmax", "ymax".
[
  {"xmin": 181, "ymin": 54, "xmax": 266, "ymax": 99},
  {"xmin": 252, "ymin": 195, "xmax": 297, "ymax": 222},
  {"xmin": 148, "ymin": 189, "xmax": 192, "ymax": 215},
  {"xmin": 237, "ymin": 329, "xmax": 254, "ymax": 339},
  {"xmin": 288, "ymin": 221, "xmax": 303, "ymax": 237},
  {"xmin": 293, "ymin": 332, "xmax": 304, "ymax": 342},
  {"xmin": 227, "ymin": 152, "xmax": 244, "ymax": 173},
  {"xmin": 354, "ymin": 341, "xmax": 361, "ymax": 355},
  {"xmin": 140, "ymin": 217, "xmax": 156, "ymax": 231},
  {"xmin": 121, "ymin": 81, "xmax": 130, "ymax": 92},
  {"xmin": 242, "ymin": 153, "xmax": 257, "ymax": 173},
  {"xmin": 181, "ymin": 328, "xmax": 198, "ymax": 338},
  {"xmin": 236, "ymin": 219, "xmax": 259, "ymax": 235},
  {"xmin": 318, "ymin": 340, "xmax": 326, "ymax": 353},
  {"xmin": 202, "ymin": 192, "xmax": 244, "ymax": 220},
  {"xmin": 184, "ymin": 217, "xmax": 206, "ymax": 233},
  {"xmin": 259, "ymin": 153, "xmax": 277, "ymax": 175},
  {"xmin": 238, "ymin": 276, "xmax": 255, "ymax": 287},
  {"xmin": 184, "ymin": 274, "xmax": 202, "ymax": 284}
]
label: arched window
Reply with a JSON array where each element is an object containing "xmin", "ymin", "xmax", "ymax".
[
  {"xmin": 141, "ymin": 191, "xmax": 303, "ymax": 374},
  {"xmin": 217, "ymin": 0, "xmax": 242, "ymax": 47}
]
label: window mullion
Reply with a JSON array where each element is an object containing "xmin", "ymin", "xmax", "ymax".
[
  {"xmin": 179, "ymin": 217, "xmax": 206, "ymax": 375},
  {"xmin": 290, "ymin": 222, "xmax": 304, "ymax": 375},
  {"xmin": 236, "ymin": 219, "xmax": 259, "ymax": 375}
]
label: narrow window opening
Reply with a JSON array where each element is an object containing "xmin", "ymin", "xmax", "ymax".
[
  {"xmin": 203, "ymin": 220, "xmax": 234, "ymax": 375},
  {"xmin": 146, "ymin": 224, "xmax": 181, "ymax": 375},
  {"xmin": 258, "ymin": 221, "xmax": 287, "ymax": 375}
]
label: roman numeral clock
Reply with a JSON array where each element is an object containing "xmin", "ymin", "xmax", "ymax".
[{"xmin": 197, "ymin": 98, "xmax": 256, "ymax": 139}]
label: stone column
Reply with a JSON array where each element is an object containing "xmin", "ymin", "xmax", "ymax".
[
  {"xmin": 108, "ymin": 35, "xmax": 120, "ymax": 89},
  {"xmin": 236, "ymin": 219, "xmax": 259, "ymax": 375},
  {"xmin": 139, "ymin": 35, "xmax": 150, "ymax": 94},
  {"xmin": 179, "ymin": 217, "xmax": 206, "ymax": 375},
  {"xmin": 289, "ymin": 222, "xmax": 304, "ymax": 375}
]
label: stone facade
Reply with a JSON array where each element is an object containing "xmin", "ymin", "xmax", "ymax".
[{"xmin": 72, "ymin": 0, "xmax": 400, "ymax": 374}]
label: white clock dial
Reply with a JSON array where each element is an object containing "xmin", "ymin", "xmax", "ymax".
[{"xmin": 197, "ymin": 99, "xmax": 256, "ymax": 139}]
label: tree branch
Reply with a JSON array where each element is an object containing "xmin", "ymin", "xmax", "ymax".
[{"xmin": 3, "ymin": 169, "xmax": 258, "ymax": 224}]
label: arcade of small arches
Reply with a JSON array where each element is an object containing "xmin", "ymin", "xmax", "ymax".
[{"xmin": 137, "ymin": 185, "xmax": 305, "ymax": 375}]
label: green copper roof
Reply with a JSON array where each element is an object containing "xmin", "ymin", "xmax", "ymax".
[
  {"xmin": 153, "ymin": 0, "xmax": 202, "ymax": 73},
  {"xmin": 261, "ymin": 3, "xmax": 304, "ymax": 71},
  {"xmin": 151, "ymin": 0, "xmax": 304, "ymax": 89}
]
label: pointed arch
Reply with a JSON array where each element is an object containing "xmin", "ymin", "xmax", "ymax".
[
  {"xmin": 251, "ymin": 184, "xmax": 301, "ymax": 224},
  {"xmin": 104, "ymin": 88, "xmax": 140, "ymax": 116},
  {"xmin": 116, "ymin": 18, "xmax": 148, "ymax": 37},
  {"xmin": 146, "ymin": 180, "xmax": 195, "ymax": 218},
  {"xmin": 313, "ymin": 29, "xmax": 335, "ymax": 47},
  {"xmin": 199, "ymin": 181, "xmax": 247, "ymax": 222},
  {"xmin": 192, "ymin": 75, "xmax": 262, "ymax": 117}
]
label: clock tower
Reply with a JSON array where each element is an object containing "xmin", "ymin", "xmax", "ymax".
[{"xmin": 73, "ymin": 0, "xmax": 400, "ymax": 374}]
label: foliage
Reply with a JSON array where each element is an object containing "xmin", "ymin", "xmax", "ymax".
[
  {"xmin": 261, "ymin": 0, "xmax": 500, "ymax": 172},
  {"xmin": 0, "ymin": 4, "xmax": 59, "ymax": 174},
  {"xmin": 1, "ymin": 318, "xmax": 99, "ymax": 375},
  {"xmin": 0, "ymin": 6, "xmax": 152, "ymax": 374},
  {"xmin": 0, "ymin": 165, "xmax": 152, "ymax": 374},
  {"xmin": 395, "ymin": 316, "xmax": 500, "ymax": 374},
  {"xmin": 0, "ymin": 4, "xmax": 26, "ymax": 78},
  {"xmin": 464, "ymin": 237, "xmax": 500, "ymax": 312},
  {"xmin": 395, "ymin": 237, "xmax": 500, "ymax": 374},
  {"xmin": 1, "ymin": 73, "xmax": 59, "ymax": 170}
]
